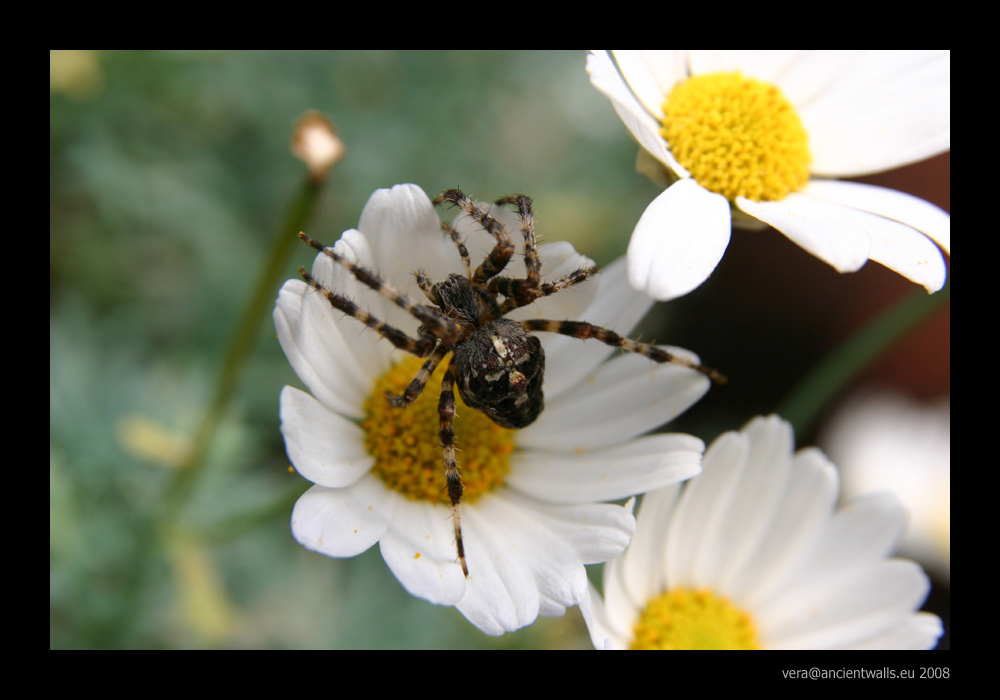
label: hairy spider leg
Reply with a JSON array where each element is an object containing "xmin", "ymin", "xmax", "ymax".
[
  {"xmin": 299, "ymin": 232, "xmax": 462, "ymax": 344},
  {"xmin": 415, "ymin": 216, "xmax": 481, "ymax": 301},
  {"xmin": 298, "ymin": 267, "xmax": 438, "ymax": 357},
  {"xmin": 440, "ymin": 221, "xmax": 472, "ymax": 279},
  {"xmin": 494, "ymin": 193, "xmax": 541, "ymax": 293},
  {"xmin": 433, "ymin": 190, "xmax": 514, "ymax": 285},
  {"xmin": 386, "ymin": 343, "xmax": 450, "ymax": 408},
  {"xmin": 414, "ymin": 268, "xmax": 440, "ymax": 304},
  {"xmin": 437, "ymin": 357, "xmax": 469, "ymax": 577},
  {"xmin": 492, "ymin": 265, "xmax": 601, "ymax": 314},
  {"xmin": 522, "ymin": 319, "xmax": 727, "ymax": 384}
]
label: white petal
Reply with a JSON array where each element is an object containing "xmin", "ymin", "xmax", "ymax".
[
  {"xmin": 508, "ymin": 433, "xmax": 702, "ymax": 504},
  {"xmin": 819, "ymin": 389, "xmax": 951, "ymax": 582},
  {"xmin": 312, "ymin": 229, "xmax": 404, "ymax": 340},
  {"xmin": 601, "ymin": 553, "xmax": 643, "ymax": 642},
  {"xmin": 806, "ymin": 179, "xmax": 950, "ymax": 255},
  {"xmin": 279, "ymin": 385, "xmax": 373, "ymax": 487},
  {"xmin": 586, "ymin": 50, "xmax": 687, "ymax": 176},
  {"xmin": 664, "ymin": 431, "xmax": 748, "ymax": 589},
  {"xmin": 825, "ymin": 200, "xmax": 946, "ymax": 292},
  {"xmin": 511, "ymin": 494, "xmax": 636, "ymax": 565},
  {"xmin": 846, "ymin": 612, "xmax": 943, "ymax": 650},
  {"xmin": 358, "ymin": 183, "xmax": 451, "ymax": 283},
  {"xmin": 690, "ymin": 50, "xmax": 811, "ymax": 90},
  {"xmin": 274, "ymin": 279, "xmax": 379, "ymax": 418},
  {"xmin": 356, "ymin": 184, "xmax": 453, "ymax": 331},
  {"xmin": 628, "ymin": 179, "xmax": 731, "ymax": 301},
  {"xmin": 736, "ymin": 447, "xmax": 839, "ymax": 607},
  {"xmin": 290, "ymin": 476, "xmax": 396, "ymax": 558},
  {"xmin": 518, "ymin": 349, "xmax": 710, "ymax": 452},
  {"xmin": 611, "ymin": 50, "xmax": 670, "ymax": 120},
  {"xmin": 792, "ymin": 492, "xmax": 907, "ymax": 582},
  {"xmin": 620, "ymin": 484, "xmax": 682, "ymax": 609},
  {"xmin": 802, "ymin": 51, "xmax": 950, "ymax": 176},
  {"xmin": 710, "ymin": 417, "xmax": 795, "ymax": 590},
  {"xmin": 638, "ymin": 50, "xmax": 689, "ymax": 99},
  {"xmin": 311, "ymin": 228, "xmax": 385, "ymax": 323},
  {"xmin": 474, "ymin": 493, "xmax": 591, "ymax": 617},
  {"xmin": 311, "ymin": 228, "xmax": 375, "ymax": 287},
  {"xmin": 737, "ymin": 193, "xmax": 871, "ymax": 272},
  {"xmin": 580, "ymin": 583, "xmax": 631, "ymax": 650},
  {"xmin": 379, "ymin": 499, "xmax": 468, "ymax": 606},
  {"xmin": 453, "ymin": 499, "xmax": 540, "ymax": 635},
  {"xmin": 767, "ymin": 51, "xmax": 867, "ymax": 111},
  {"xmin": 761, "ymin": 560, "xmax": 931, "ymax": 649},
  {"xmin": 524, "ymin": 256, "xmax": 654, "ymax": 401},
  {"xmin": 309, "ymin": 230, "xmax": 397, "ymax": 375}
]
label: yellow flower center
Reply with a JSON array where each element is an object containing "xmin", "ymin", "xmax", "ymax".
[
  {"xmin": 363, "ymin": 355, "xmax": 515, "ymax": 504},
  {"xmin": 660, "ymin": 71, "xmax": 810, "ymax": 203},
  {"xmin": 630, "ymin": 587, "xmax": 761, "ymax": 650}
]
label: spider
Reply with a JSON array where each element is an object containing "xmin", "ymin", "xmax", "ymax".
[{"xmin": 297, "ymin": 189, "xmax": 724, "ymax": 577}]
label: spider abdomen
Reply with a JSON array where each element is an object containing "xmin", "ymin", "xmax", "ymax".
[{"xmin": 454, "ymin": 319, "xmax": 545, "ymax": 429}]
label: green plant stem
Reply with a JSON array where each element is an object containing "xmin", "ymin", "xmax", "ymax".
[
  {"xmin": 164, "ymin": 176, "xmax": 324, "ymax": 518},
  {"xmin": 777, "ymin": 278, "xmax": 950, "ymax": 439}
]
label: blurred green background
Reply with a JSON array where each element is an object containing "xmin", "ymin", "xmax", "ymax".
[{"xmin": 50, "ymin": 50, "xmax": 949, "ymax": 649}]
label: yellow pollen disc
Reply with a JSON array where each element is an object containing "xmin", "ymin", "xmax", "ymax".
[
  {"xmin": 363, "ymin": 355, "xmax": 515, "ymax": 505},
  {"xmin": 630, "ymin": 587, "xmax": 761, "ymax": 650},
  {"xmin": 660, "ymin": 71, "xmax": 810, "ymax": 203}
]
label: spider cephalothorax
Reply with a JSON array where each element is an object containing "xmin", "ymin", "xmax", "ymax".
[{"xmin": 296, "ymin": 189, "xmax": 724, "ymax": 577}]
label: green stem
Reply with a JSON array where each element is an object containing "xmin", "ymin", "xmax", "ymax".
[
  {"xmin": 777, "ymin": 278, "xmax": 950, "ymax": 439},
  {"xmin": 164, "ymin": 176, "xmax": 324, "ymax": 516}
]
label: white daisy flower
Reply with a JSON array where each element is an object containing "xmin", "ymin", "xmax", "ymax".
[
  {"xmin": 820, "ymin": 389, "xmax": 950, "ymax": 582},
  {"xmin": 582, "ymin": 415, "xmax": 943, "ymax": 649},
  {"xmin": 275, "ymin": 184, "xmax": 711, "ymax": 636},
  {"xmin": 587, "ymin": 50, "xmax": 950, "ymax": 300}
]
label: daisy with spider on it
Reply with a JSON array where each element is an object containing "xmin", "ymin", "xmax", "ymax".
[
  {"xmin": 587, "ymin": 50, "xmax": 950, "ymax": 301},
  {"xmin": 275, "ymin": 184, "xmax": 715, "ymax": 635},
  {"xmin": 582, "ymin": 415, "xmax": 943, "ymax": 649}
]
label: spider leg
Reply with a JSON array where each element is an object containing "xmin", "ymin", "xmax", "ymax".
[
  {"xmin": 299, "ymin": 232, "xmax": 461, "ymax": 344},
  {"xmin": 492, "ymin": 265, "xmax": 601, "ymax": 314},
  {"xmin": 438, "ymin": 356, "xmax": 469, "ymax": 577},
  {"xmin": 414, "ymin": 268, "xmax": 439, "ymax": 304},
  {"xmin": 440, "ymin": 222, "xmax": 472, "ymax": 279},
  {"xmin": 386, "ymin": 343, "xmax": 449, "ymax": 407},
  {"xmin": 433, "ymin": 189, "xmax": 514, "ymax": 285},
  {"xmin": 495, "ymin": 193, "xmax": 540, "ymax": 293},
  {"xmin": 522, "ymin": 319, "xmax": 727, "ymax": 384},
  {"xmin": 298, "ymin": 268, "xmax": 437, "ymax": 356}
]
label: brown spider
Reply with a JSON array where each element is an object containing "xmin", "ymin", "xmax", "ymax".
[{"xmin": 297, "ymin": 189, "xmax": 724, "ymax": 577}]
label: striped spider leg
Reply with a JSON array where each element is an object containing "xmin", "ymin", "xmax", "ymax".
[{"xmin": 521, "ymin": 319, "xmax": 726, "ymax": 384}]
